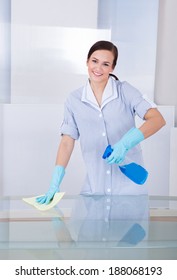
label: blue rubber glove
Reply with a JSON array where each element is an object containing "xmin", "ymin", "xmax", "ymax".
[
  {"xmin": 36, "ymin": 165, "xmax": 65, "ymax": 204},
  {"xmin": 104, "ymin": 128, "xmax": 144, "ymax": 164}
]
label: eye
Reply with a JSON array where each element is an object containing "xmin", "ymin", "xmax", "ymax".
[
  {"xmin": 92, "ymin": 59, "xmax": 97, "ymax": 63},
  {"xmin": 103, "ymin": 63, "xmax": 110, "ymax": 67}
]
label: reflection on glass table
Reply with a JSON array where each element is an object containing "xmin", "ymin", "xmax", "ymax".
[{"xmin": 0, "ymin": 195, "xmax": 177, "ymax": 260}]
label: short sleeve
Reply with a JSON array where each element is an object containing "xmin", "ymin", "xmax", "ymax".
[
  {"xmin": 121, "ymin": 81, "xmax": 157, "ymax": 119},
  {"xmin": 60, "ymin": 98, "xmax": 80, "ymax": 140}
]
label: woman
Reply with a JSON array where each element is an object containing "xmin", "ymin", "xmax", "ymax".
[{"xmin": 37, "ymin": 40, "xmax": 166, "ymax": 204}]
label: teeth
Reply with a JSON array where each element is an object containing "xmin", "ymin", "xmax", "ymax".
[{"xmin": 93, "ymin": 72, "xmax": 102, "ymax": 76}]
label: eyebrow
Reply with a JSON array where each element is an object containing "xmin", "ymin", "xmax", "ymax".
[{"xmin": 92, "ymin": 57, "xmax": 111, "ymax": 65}]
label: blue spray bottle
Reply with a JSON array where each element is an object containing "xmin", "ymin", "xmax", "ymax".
[{"xmin": 102, "ymin": 145, "xmax": 148, "ymax": 185}]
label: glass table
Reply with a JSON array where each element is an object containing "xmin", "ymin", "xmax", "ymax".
[{"xmin": 0, "ymin": 195, "xmax": 177, "ymax": 260}]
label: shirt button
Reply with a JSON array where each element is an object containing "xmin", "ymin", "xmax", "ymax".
[
  {"xmin": 106, "ymin": 170, "xmax": 110, "ymax": 175},
  {"xmin": 107, "ymin": 188, "xmax": 111, "ymax": 193},
  {"xmin": 102, "ymin": 132, "xmax": 106, "ymax": 137},
  {"xmin": 99, "ymin": 113, "xmax": 102, "ymax": 118},
  {"xmin": 106, "ymin": 205, "xmax": 110, "ymax": 210}
]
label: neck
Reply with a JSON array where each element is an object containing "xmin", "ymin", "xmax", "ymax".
[
  {"xmin": 89, "ymin": 79, "xmax": 108, "ymax": 107},
  {"xmin": 89, "ymin": 79, "xmax": 108, "ymax": 95}
]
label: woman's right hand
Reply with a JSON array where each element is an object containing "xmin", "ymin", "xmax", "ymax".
[{"xmin": 36, "ymin": 165, "xmax": 65, "ymax": 205}]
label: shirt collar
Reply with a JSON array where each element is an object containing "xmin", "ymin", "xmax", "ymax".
[{"xmin": 81, "ymin": 77, "xmax": 118, "ymax": 111}]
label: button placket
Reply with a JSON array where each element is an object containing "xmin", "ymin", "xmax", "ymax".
[
  {"xmin": 107, "ymin": 188, "xmax": 111, "ymax": 194},
  {"xmin": 98, "ymin": 111, "xmax": 107, "ymax": 141},
  {"xmin": 98, "ymin": 109, "xmax": 112, "ymax": 195}
]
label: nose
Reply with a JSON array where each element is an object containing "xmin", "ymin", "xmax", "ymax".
[{"xmin": 94, "ymin": 63, "xmax": 102, "ymax": 72}]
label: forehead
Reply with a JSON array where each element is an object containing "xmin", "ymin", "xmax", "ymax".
[{"xmin": 90, "ymin": 49, "xmax": 114, "ymax": 62}]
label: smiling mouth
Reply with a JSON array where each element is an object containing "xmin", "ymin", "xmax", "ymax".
[{"xmin": 93, "ymin": 71, "xmax": 102, "ymax": 76}]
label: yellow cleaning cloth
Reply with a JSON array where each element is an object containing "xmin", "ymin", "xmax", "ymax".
[{"xmin": 22, "ymin": 192, "xmax": 65, "ymax": 211}]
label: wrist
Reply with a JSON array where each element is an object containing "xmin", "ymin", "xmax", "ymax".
[
  {"xmin": 50, "ymin": 165, "xmax": 65, "ymax": 189},
  {"xmin": 122, "ymin": 127, "xmax": 144, "ymax": 149},
  {"xmin": 55, "ymin": 165, "xmax": 65, "ymax": 174}
]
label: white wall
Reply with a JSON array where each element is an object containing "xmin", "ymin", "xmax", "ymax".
[
  {"xmin": 2, "ymin": 104, "xmax": 85, "ymax": 196},
  {"xmin": 0, "ymin": 105, "xmax": 3, "ymax": 196},
  {"xmin": 169, "ymin": 128, "xmax": 177, "ymax": 196},
  {"xmin": 11, "ymin": 0, "xmax": 110, "ymax": 104},
  {"xmin": 136, "ymin": 106, "xmax": 175, "ymax": 196},
  {"xmin": 155, "ymin": 0, "xmax": 177, "ymax": 126},
  {"xmin": 154, "ymin": 0, "xmax": 177, "ymax": 195},
  {"xmin": 11, "ymin": 0, "xmax": 98, "ymax": 27},
  {"xmin": 0, "ymin": 0, "xmax": 11, "ymax": 103},
  {"xmin": 10, "ymin": 0, "xmax": 158, "ymax": 104}
]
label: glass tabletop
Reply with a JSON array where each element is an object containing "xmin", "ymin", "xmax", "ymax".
[{"xmin": 0, "ymin": 195, "xmax": 177, "ymax": 260}]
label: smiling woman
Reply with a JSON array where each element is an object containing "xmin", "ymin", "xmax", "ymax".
[
  {"xmin": 36, "ymin": 40, "xmax": 165, "ymax": 205},
  {"xmin": 86, "ymin": 41, "xmax": 118, "ymax": 106},
  {"xmin": 1, "ymin": 0, "xmax": 171, "ymax": 200},
  {"xmin": 87, "ymin": 52, "xmax": 114, "ymax": 105}
]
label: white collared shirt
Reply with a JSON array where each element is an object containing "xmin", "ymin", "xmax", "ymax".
[{"xmin": 81, "ymin": 77, "xmax": 118, "ymax": 111}]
